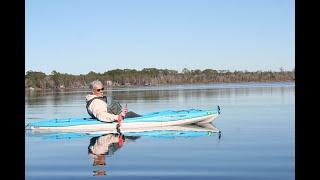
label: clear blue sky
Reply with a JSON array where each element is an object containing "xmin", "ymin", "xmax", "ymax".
[{"xmin": 26, "ymin": 0, "xmax": 294, "ymax": 75}]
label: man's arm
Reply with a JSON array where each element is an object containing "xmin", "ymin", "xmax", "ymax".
[{"xmin": 90, "ymin": 100, "xmax": 119, "ymax": 122}]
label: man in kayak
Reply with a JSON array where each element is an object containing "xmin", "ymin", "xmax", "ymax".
[{"xmin": 86, "ymin": 80, "xmax": 140, "ymax": 123}]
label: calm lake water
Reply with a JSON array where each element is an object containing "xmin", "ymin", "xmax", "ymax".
[{"xmin": 25, "ymin": 82, "xmax": 295, "ymax": 180}]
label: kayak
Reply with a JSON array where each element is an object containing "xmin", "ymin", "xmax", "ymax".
[
  {"xmin": 26, "ymin": 123, "xmax": 220, "ymax": 140},
  {"xmin": 26, "ymin": 106, "xmax": 220, "ymax": 131}
]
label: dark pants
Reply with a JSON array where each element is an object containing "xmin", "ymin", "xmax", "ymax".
[{"xmin": 125, "ymin": 111, "xmax": 141, "ymax": 118}]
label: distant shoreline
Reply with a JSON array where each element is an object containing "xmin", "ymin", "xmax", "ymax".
[
  {"xmin": 25, "ymin": 68, "xmax": 294, "ymax": 90},
  {"xmin": 25, "ymin": 80, "xmax": 295, "ymax": 91}
]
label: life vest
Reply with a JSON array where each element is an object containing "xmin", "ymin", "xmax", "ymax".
[{"xmin": 86, "ymin": 96, "xmax": 122, "ymax": 119}]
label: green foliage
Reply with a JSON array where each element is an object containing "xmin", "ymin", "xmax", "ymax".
[
  {"xmin": 25, "ymin": 68, "xmax": 295, "ymax": 89},
  {"xmin": 25, "ymin": 71, "xmax": 47, "ymax": 88}
]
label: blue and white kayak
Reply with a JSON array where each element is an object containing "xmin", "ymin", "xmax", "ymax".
[{"xmin": 26, "ymin": 106, "xmax": 220, "ymax": 131}]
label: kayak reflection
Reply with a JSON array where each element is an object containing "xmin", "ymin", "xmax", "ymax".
[
  {"xmin": 27, "ymin": 123, "xmax": 220, "ymax": 140},
  {"xmin": 86, "ymin": 123, "xmax": 220, "ymax": 176},
  {"xmin": 27, "ymin": 123, "xmax": 221, "ymax": 176}
]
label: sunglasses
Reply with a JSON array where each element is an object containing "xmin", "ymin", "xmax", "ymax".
[{"xmin": 95, "ymin": 88, "xmax": 104, "ymax": 92}]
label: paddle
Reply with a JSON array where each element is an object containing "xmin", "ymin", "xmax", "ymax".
[
  {"xmin": 116, "ymin": 104, "xmax": 127, "ymax": 130},
  {"xmin": 117, "ymin": 105, "xmax": 127, "ymax": 146}
]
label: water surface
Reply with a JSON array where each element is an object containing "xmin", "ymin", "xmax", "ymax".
[{"xmin": 25, "ymin": 82, "xmax": 294, "ymax": 180}]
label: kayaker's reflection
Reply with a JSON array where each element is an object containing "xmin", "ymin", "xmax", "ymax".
[{"xmin": 88, "ymin": 133, "xmax": 139, "ymax": 176}]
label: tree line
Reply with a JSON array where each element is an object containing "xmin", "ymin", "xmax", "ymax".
[{"xmin": 25, "ymin": 68, "xmax": 295, "ymax": 90}]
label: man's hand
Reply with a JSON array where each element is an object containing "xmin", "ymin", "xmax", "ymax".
[
  {"xmin": 120, "ymin": 104, "xmax": 128, "ymax": 117},
  {"xmin": 123, "ymin": 104, "xmax": 128, "ymax": 113},
  {"xmin": 119, "ymin": 110, "xmax": 126, "ymax": 117}
]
